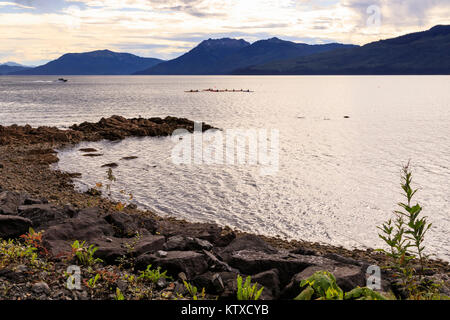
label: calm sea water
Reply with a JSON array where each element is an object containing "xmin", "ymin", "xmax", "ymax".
[{"xmin": 1, "ymin": 75, "xmax": 449, "ymax": 260}]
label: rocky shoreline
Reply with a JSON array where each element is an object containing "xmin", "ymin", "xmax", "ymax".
[{"xmin": 1, "ymin": 115, "xmax": 449, "ymax": 300}]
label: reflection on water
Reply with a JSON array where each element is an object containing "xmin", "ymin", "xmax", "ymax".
[{"xmin": 1, "ymin": 75, "xmax": 449, "ymax": 260}]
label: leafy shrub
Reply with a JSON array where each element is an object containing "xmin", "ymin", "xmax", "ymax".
[
  {"xmin": 0, "ymin": 239, "xmax": 38, "ymax": 268},
  {"xmin": 295, "ymin": 271, "xmax": 387, "ymax": 300},
  {"xmin": 70, "ymin": 240, "xmax": 103, "ymax": 266},
  {"xmin": 294, "ymin": 271, "xmax": 343, "ymax": 300},
  {"xmin": 20, "ymin": 228, "xmax": 49, "ymax": 257},
  {"xmin": 183, "ymin": 281, "xmax": 205, "ymax": 300},
  {"xmin": 377, "ymin": 162, "xmax": 442, "ymax": 299},
  {"xmin": 137, "ymin": 264, "xmax": 172, "ymax": 284},
  {"xmin": 236, "ymin": 275, "xmax": 264, "ymax": 300}
]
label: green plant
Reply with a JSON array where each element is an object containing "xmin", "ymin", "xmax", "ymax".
[
  {"xmin": 377, "ymin": 162, "xmax": 433, "ymax": 298},
  {"xmin": 115, "ymin": 287, "xmax": 125, "ymax": 300},
  {"xmin": 85, "ymin": 273, "xmax": 101, "ymax": 289},
  {"xmin": 295, "ymin": 271, "xmax": 387, "ymax": 300},
  {"xmin": 0, "ymin": 239, "xmax": 38, "ymax": 268},
  {"xmin": 344, "ymin": 287, "xmax": 388, "ymax": 300},
  {"xmin": 183, "ymin": 281, "xmax": 205, "ymax": 300},
  {"xmin": 236, "ymin": 275, "xmax": 264, "ymax": 300},
  {"xmin": 294, "ymin": 271, "xmax": 343, "ymax": 300},
  {"xmin": 138, "ymin": 264, "xmax": 173, "ymax": 284},
  {"xmin": 20, "ymin": 228, "xmax": 49, "ymax": 257},
  {"xmin": 70, "ymin": 240, "xmax": 103, "ymax": 266}
]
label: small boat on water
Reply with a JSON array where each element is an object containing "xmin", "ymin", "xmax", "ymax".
[{"xmin": 58, "ymin": 78, "xmax": 68, "ymax": 82}]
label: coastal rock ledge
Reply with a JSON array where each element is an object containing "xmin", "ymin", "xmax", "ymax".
[
  {"xmin": 0, "ymin": 115, "xmax": 215, "ymax": 146},
  {"xmin": 0, "ymin": 189, "xmax": 382, "ymax": 300}
]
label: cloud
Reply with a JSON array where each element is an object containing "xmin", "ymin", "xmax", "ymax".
[
  {"xmin": 343, "ymin": 0, "xmax": 450, "ymax": 27},
  {"xmin": 0, "ymin": 0, "xmax": 449, "ymax": 65}
]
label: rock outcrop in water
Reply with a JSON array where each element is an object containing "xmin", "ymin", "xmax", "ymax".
[{"xmin": 0, "ymin": 115, "xmax": 215, "ymax": 146}]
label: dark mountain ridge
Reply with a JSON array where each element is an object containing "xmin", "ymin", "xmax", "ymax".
[
  {"xmin": 234, "ymin": 25, "xmax": 450, "ymax": 75},
  {"xmin": 135, "ymin": 37, "xmax": 356, "ymax": 75},
  {"xmin": 13, "ymin": 50, "xmax": 164, "ymax": 75}
]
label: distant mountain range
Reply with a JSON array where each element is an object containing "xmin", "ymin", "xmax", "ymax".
[
  {"xmin": 3, "ymin": 25, "xmax": 450, "ymax": 76},
  {"xmin": 135, "ymin": 38, "xmax": 356, "ymax": 75},
  {"xmin": 12, "ymin": 50, "xmax": 164, "ymax": 75},
  {"xmin": 234, "ymin": 25, "xmax": 450, "ymax": 75},
  {"xmin": 0, "ymin": 62, "xmax": 31, "ymax": 75}
]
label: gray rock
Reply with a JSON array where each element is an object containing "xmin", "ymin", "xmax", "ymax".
[
  {"xmin": 163, "ymin": 235, "xmax": 213, "ymax": 251},
  {"xmin": 0, "ymin": 215, "xmax": 32, "ymax": 239},
  {"xmin": 158, "ymin": 222, "xmax": 235, "ymax": 247},
  {"xmin": 202, "ymin": 250, "xmax": 237, "ymax": 272},
  {"xmin": 32, "ymin": 281, "xmax": 50, "ymax": 295},
  {"xmin": 91, "ymin": 238, "xmax": 127, "ymax": 264},
  {"xmin": 42, "ymin": 207, "xmax": 114, "ymax": 241},
  {"xmin": 0, "ymin": 191, "xmax": 26, "ymax": 215},
  {"xmin": 136, "ymin": 251, "xmax": 208, "ymax": 279},
  {"xmin": 216, "ymin": 235, "xmax": 278, "ymax": 262},
  {"xmin": 104, "ymin": 211, "xmax": 139, "ymax": 237},
  {"xmin": 133, "ymin": 235, "xmax": 165, "ymax": 256},
  {"xmin": 252, "ymin": 269, "xmax": 281, "ymax": 300},
  {"xmin": 156, "ymin": 250, "xmax": 168, "ymax": 258},
  {"xmin": 18, "ymin": 204, "xmax": 69, "ymax": 229}
]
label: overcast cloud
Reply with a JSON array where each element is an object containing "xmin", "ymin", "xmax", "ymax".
[{"xmin": 0, "ymin": 0, "xmax": 448, "ymax": 65}]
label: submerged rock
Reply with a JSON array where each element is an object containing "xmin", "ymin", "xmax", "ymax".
[
  {"xmin": 101, "ymin": 163, "xmax": 118, "ymax": 168},
  {"xmin": 79, "ymin": 148, "xmax": 98, "ymax": 152},
  {"xmin": 82, "ymin": 153, "xmax": 103, "ymax": 157}
]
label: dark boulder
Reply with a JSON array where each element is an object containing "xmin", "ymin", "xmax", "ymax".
[
  {"xmin": 216, "ymin": 234, "xmax": 278, "ymax": 262},
  {"xmin": 163, "ymin": 235, "xmax": 213, "ymax": 251},
  {"xmin": 289, "ymin": 246, "xmax": 317, "ymax": 256},
  {"xmin": 216, "ymin": 271, "xmax": 240, "ymax": 300},
  {"xmin": 252, "ymin": 269, "xmax": 281, "ymax": 300},
  {"xmin": 202, "ymin": 250, "xmax": 237, "ymax": 273},
  {"xmin": 136, "ymin": 216, "xmax": 158, "ymax": 234},
  {"xmin": 23, "ymin": 197, "xmax": 48, "ymax": 205},
  {"xmin": 192, "ymin": 272, "xmax": 227, "ymax": 294},
  {"xmin": 18, "ymin": 204, "xmax": 69, "ymax": 229},
  {"xmin": 135, "ymin": 251, "xmax": 208, "ymax": 279},
  {"xmin": 42, "ymin": 239, "xmax": 72, "ymax": 258},
  {"xmin": 0, "ymin": 215, "xmax": 32, "ymax": 239},
  {"xmin": 228, "ymin": 250, "xmax": 337, "ymax": 286},
  {"xmin": 104, "ymin": 211, "xmax": 139, "ymax": 237},
  {"xmin": 91, "ymin": 238, "xmax": 128, "ymax": 264},
  {"xmin": 158, "ymin": 222, "xmax": 235, "ymax": 247},
  {"xmin": 42, "ymin": 208, "xmax": 114, "ymax": 241},
  {"xmin": 133, "ymin": 235, "xmax": 166, "ymax": 256}
]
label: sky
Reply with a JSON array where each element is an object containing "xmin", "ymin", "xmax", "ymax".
[{"xmin": 0, "ymin": 0, "xmax": 449, "ymax": 66}]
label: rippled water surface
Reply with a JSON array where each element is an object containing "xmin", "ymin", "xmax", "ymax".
[{"xmin": 1, "ymin": 75, "xmax": 449, "ymax": 260}]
